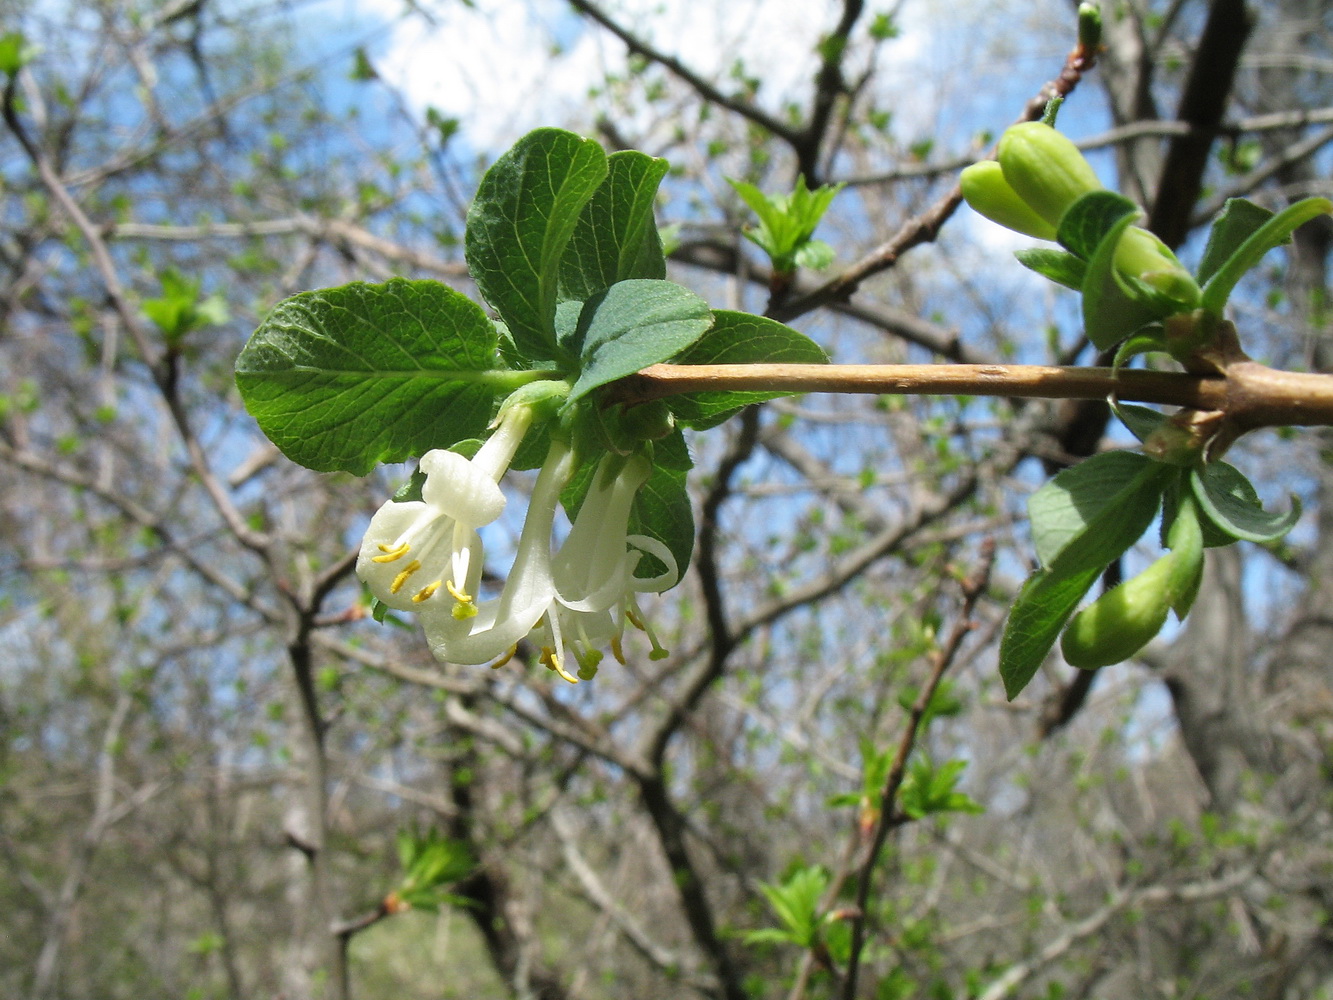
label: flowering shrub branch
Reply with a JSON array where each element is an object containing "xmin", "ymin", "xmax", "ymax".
[{"xmin": 235, "ymin": 96, "xmax": 1331, "ymax": 698}]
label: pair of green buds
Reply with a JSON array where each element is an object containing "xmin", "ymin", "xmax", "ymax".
[{"xmin": 961, "ymin": 122, "xmax": 1200, "ymax": 308}]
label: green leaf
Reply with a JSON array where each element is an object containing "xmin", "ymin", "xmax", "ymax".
[
  {"xmin": 1112, "ymin": 402, "xmax": 1167, "ymax": 444},
  {"xmin": 1200, "ymin": 196, "xmax": 1333, "ymax": 315},
  {"xmin": 1196, "ymin": 198, "xmax": 1273, "ymax": 286},
  {"xmin": 1027, "ymin": 451, "xmax": 1165, "ymax": 568},
  {"xmin": 235, "ymin": 279, "xmax": 507, "ymax": 474},
  {"xmin": 465, "ymin": 128, "xmax": 608, "ymax": 361},
  {"xmin": 1057, "ymin": 190, "xmax": 1140, "ymax": 260},
  {"xmin": 566, "ymin": 279, "xmax": 712, "ymax": 404},
  {"xmin": 793, "ymin": 239, "xmax": 836, "ymax": 272},
  {"xmin": 0, "ymin": 31, "xmax": 38, "ymax": 75},
  {"xmin": 1081, "ymin": 210, "xmax": 1165, "ymax": 350},
  {"xmin": 349, "ymin": 46, "xmax": 377, "ymax": 81},
  {"xmin": 1191, "ymin": 461, "xmax": 1302, "ymax": 543},
  {"xmin": 559, "ymin": 150, "xmax": 669, "ymax": 303},
  {"xmin": 671, "ymin": 311, "xmax": 828, "ymax": 429},
  {"xmin": 1000, "ymin": 562, "xmax": 1105, "ymax": 699},
  {"xmin": 1111, "ymin": 331, "xmax": 1167, "ymax": 375},
  {"xmin": 1014, "ymin": 248, "xmax": 1087, "ymax": 291}
]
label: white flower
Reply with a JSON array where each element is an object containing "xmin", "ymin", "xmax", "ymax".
[
  {"xmin": 421, "ymin": 440, "xmax": 575, "ymax": 676},
  {"xmin": 356, "ymin": 403, "xmax": 533, "ymax": 615},
  {"xmin": 551, "ymin": 453, "xmax": 675, "ymax": 610},
  {"xmin": 547, "ymin": 452, "xmax": 679, "ymax": 679},
  {"xmin": 363, "ymin": 417, "xmax": 681, "ymax": 685}
]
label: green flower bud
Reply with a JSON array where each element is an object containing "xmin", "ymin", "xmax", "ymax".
[
  {"xmin": 1060, "ymin": 555, "xmax": 1174, "ymax": 668},
  {"xmin": 1061, "ymin": 498, "xmax": 1204, "ymax": 668},
  {"xmin": 997, "ymin": 122, "xmax": 1102, "ymax": 228},
  {"xmin": 1114, "ymin": 227, "xmax": 1201, "ymax": 307},
  {"xmin": 960, "ymin": 160, "xmax": 1059, "ymax": 241}
]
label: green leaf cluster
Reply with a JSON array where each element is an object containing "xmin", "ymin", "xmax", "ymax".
[
  {"xmin": 727, "ymin": 175, "xmax": 843, "ymax": 274},
  {"xmin": 393, "ymin": 827, "xmax": 475, "ymax": 912},
  {"xmin": 143, "ymin": 268, "xmax": 229, "ymax": 345},
  {"xmin": 743, "ymin": 865, "xmax": 830, "ymax": 949},
  {"xmin": 899, "ymin": 757, "xmax": 985, "ymax": 820},
  {"xmin": 0, "ymin": 31, "xmax": 39, "ymax": 75}
]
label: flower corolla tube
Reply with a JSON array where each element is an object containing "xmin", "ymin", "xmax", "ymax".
[{"xmin": 420, "ymin": 439, "xmax": 574, "ymax": 675}]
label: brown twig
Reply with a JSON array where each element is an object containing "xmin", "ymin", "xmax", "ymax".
[
  {"xmin": 772, "ymin": 36, "xmax": 1098, "ymax": 325},
  {"xmin": 840, "ymin": 539, "xmax": 997, "ymax": 1000},
  {"xmin": 610, "ymin": 361, "xmax": 1333, "ymax": 433}
]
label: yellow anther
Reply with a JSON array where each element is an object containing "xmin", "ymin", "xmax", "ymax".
[
  {"xmin": 489, "ymin": 645, "xmax": 519, "ymax": 670},
  {"xmin": 445, "ymin": 579, "xmax": 473, "ymax": 604},
  {"xmin": 389, "ymin": 559, "xmax": 421, "ymax": 594},
  {"xmin": 372, "ymin": 542, "xmax": 411, "ymax": 563},
  {"xmin": 411, "ymin": 581, "xmax": 441, "ymax": 603},
  {"xmin": 541, "ymin": 646, "xmax": 579, "ymax": 684},
  {"xmin": 610, "ymin": 635, "xmax": 626, "ymax": 665}
]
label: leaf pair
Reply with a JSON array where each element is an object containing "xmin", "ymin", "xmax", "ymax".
[{"xmin": 465, "ymin": 129, "xmax": 670, "ymax": 364}]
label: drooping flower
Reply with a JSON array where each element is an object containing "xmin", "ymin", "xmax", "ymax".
[
  {"xmin": 548, "ymin": 452, "xmax": 679, "ymax": 679},
  {"xmin": 361, "ymin": 401, "xmax": 679, "ymax": 684},
  {"xmin": 552, "ymin": 453, "xmax": 675, "ymax": 610},
  {"xmin": 357, "ymin": 402, "xmax": 534, "ymax": 616},
  {"xmin": 420, "ymin": 439, "xmax": 576, "ymax": 676}
]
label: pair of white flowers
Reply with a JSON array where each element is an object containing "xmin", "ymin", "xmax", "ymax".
[{"xmin": 356, "ymin": 400, "xmax": 676, "ymax": 682}]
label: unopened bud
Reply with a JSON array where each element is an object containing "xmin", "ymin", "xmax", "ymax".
[
  {"xmin": 1077, "ymin": 3, "xmax": 1102, "ymax": 53},
  {"xmin": 1062, "ymin": 500, "xmax": 1203, "ymax": 668},
  {"xmin": 1114, "ymin": 227, "xmax": 1200, "ymax": 307},
  {"xmin": 997, "ymin": 122, "xmax": 1102, "ymax": 229},
  {"xmin": 960, "ymin": 161, "xmax": 1059, "ymax": 241},
  {"xmin": 1060, "ymin": 556, "xmax": 1174, "ymax": 668}
]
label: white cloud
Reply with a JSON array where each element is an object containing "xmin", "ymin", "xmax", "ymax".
[{"xmin": 346, "ymin": 0, "xmax": 929, "ymax": 152}]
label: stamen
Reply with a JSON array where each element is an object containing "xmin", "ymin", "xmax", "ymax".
[
  {"xmin": 627, "ymin": 600, "xmax": 669, "ymax": 661},
  {"xmin": 445, "ymin": 579, "xmax": 473, "ymax": 604},
  {"xmin": 489, "ymin": 645, "xmax": 518, "ymax": 670},
  {"xmin": 610, "ymin": 635, "xmax": 626, "ymax": 665},
  {"xmin": 390, "ymin": 559, "xmax": 422, "ymax": 594},
  {"xmin": 541, "ymin": 646, "xmax": 579, "ymax": 684},
  {"xmin": 411, "ymin": 581, "xmax": 441, "ymax": 603},
  {"xmin": 372, "ymin": 542, "xmax": 411, "ymax": 563}
]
